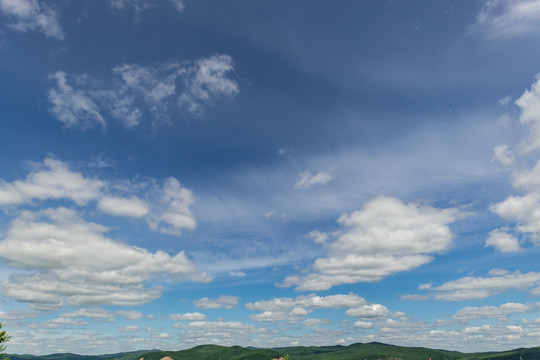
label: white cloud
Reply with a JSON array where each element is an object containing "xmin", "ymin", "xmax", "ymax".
[
  {"xmin": 179, "ymin": 54, "xmax": 239, "ymax": 115},
  {"xmin": 0, "ymin": 207, "xmax": 209, "ymax": 310},
  {"xmin": 109, "ymin": 0, "xmax": 184, "ymax": 13},
  {"xmin": 294, "ymin": 171, "xmax": 332, "ymax": 189},
  {"xmin": 48, "ymin": 55, "xmax": 239, "ymax": 129},
  {"xmin": 302, "ymin": 318, "xmax": 330, "ymax": 327},
  {"xmin": 246, "ymin": 293, "xmax": 372, "ymax": 323},
  {"xmin": 28, "ymin": 317, "xmax": 88, "ymax": 329},
  {"xmin": 194, "ymin": 295, "xmax": 239, "ymax": 309},
  {"xmin": 118, "ymin": 325, "xmax": 140, "ymax": 332},
  {"xmin": 48, "ymin": 72, "xmax": 107, "ymax": 130},
  {"xmin": 280, "ymin": 196, "xmax": 459, "ymax": 291},
  {"xmin": 485, "ymin": 229, "xmax": 522, "ymax": 252},
  {"xmin": 491, "ymin": 144, "xmax": 515, "ymax": 166},
  {"xmin": 453, "ymin": 302, "xmax": 536, "ymax": 322},
  {"xmin": 169, "ymin": 312, "xmax": 207, "ymax": 321},
  {"xmin": 0, "ymin": 157, "xmax": 104, "ymax": 206},
  {"xmin": 117, "ymin": 310, "xmax": 144, "ymax": 320},
  {"xmin": 0, "ymin": 0, "xmax": 63, "ymax": 39},
  {"xmin": 246, "ymin": 293, "xmax": 367, "ymax": 312},
  {"xmin": 474, "ymin": 0, "xmax": 540, "ymax": 38},
  {"xmin": 97, "ymin": 196, "xmax": 149, "ymax": 218},
  {"xmin": 0, "ymin": 157, "xmax": 197, "ymax": 236},
  {"xmin": 515, "ymin": 73, "xmax": 540, "ymax": 153},
  {"xmin": 413, "ymin": 270, "xmax": 540, "ymax": 301},
  {"xmin": 62, "ymin": 308, "xmax": 117, "ymax": 322},
  {"xmin": 345, "ymin": 304, "xmax": 389, "ymax": 319},
  {"xmin": 147, "ymin": 177, "xmax": 196, "ymax": 236},
  {"xmin": 499, "ymin": 95, "xmax": 513, "ymax": 107},
  {"xmin": 307, "ymin": 230, "xmax": 329, "ymax": 244},
  {"xmin": 353, "ymin": 321, "xmax": 374, "ymax": 329},
  {"xmin": 489, "ymin": 76, "xmax": 540, "ymax": 247}
]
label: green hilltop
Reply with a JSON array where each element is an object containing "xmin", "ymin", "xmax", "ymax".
[{"xmin": 7, "ymin": 342, "xmax": 540, "ymax": 360}]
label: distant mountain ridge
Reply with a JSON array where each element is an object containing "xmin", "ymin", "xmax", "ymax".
[{"xmin": 7, "ymin": 342, "xmax": 540, "ymax": 360}]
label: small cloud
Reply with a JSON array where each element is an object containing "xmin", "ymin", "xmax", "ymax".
[
  {"xmin": 194, "ymin": 295, "xmax": 240, "ymax": 309},
  {"xmin": 353, "ymin": 320, "xmax": 373, "ymax": 328},
  {"xmin": 118, "ymin": 325, "xmax": 140, "ymax": 332},
  {"xmin": 491, "ymin": 144, "xmax": 515, "ymax": 166},
  {"xmin": 169, "ymin": 312, "xmax": 207, "ymax": 321},
  {"xmin": 265, "ymin": 211, "xmax": 274, "ymax": 218},
  {"xmin": 499, "ymin": 95, "xmax": 513, "ymax": 107},
  {"xmin": 485, "ymin": 228, "xmax": 522, "ymax": 253},
  {"xmin": 294, "ymin": 170, "xmax": 332, "ymax": 190},
  {"xmin": 307, "ymin": 230, "xmax": 329, "ymax": 244}
]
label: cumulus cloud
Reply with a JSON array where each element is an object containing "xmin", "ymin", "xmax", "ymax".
[
  {"xmin": 487, "ymin": 74, "xmax": 540, "ymax": 250},
  {"xmin": 118, "ymin": 325, "xmax": 140, "ymax": 332},
  {"xmin": 28, "ymin": 317, "xmax": 88, "ymax": 329},
  {"xmin": 409, "ymin": 270, "xmax": 540, "ymax": 301},
  {"xmin": 0, "ymin": 0, "xmax": 63, "ymax": 39},
  {"xmin": 280, "ymin": 196, "xmax": 459, "ymax": 291},
  {"xmin": 246, "ymin": 293, "xmax": 373, "ymax": 323},
  {"xmin": 345, "ymin": 304, "xmax": 389, "ymax": 319},
  {"xmin": 0, "ymin": 207, "xmax": 209, "ymax": 310},
  {"xmin": 146, "ymin": 177, "xmax": 196, "ymax": 236},
  {"xmin": 169, "ymin": 312, "xmax": 207, "ymax": 321},
  {"xmin": 0, "ymin": 157, "xmax": 197, "ymax": 236},
  {"xmin": 515, "ymin": 73, "xmax": 540, "ymax": 153},
  {"xmin": 194, "ymin": 295, "xmax": 239, "ymax": 309},
  {"xmin": 353, "ymin": 321, "xmax": 374, "ymax": 329},
  {"xmin": 47, "ymin": 55, "xmax": 238, "ymax": 130},
  {"xmin": 453, "ymin": 302, "xmax": 537, "ymax": 322},
  {"xmin": 490, "ymin": 162, "xmax": 540, "ymax": 246},
  {"xmin": 473, "ymin": 0, "xmax": 540, "ymax": 38},
  {"xmin": 294, "ymin": 171, "xmax": 332, "ymax": 189},
  {"xmin": 485, "ymin": 229, "xmax": 522, "ymax": 252},
  {"xmin": 97, "ymin": 196, "xmax": 150, "ymax": 218},
  {"xmin": 0, "ymin": 157, "xmax": 104, "ymax": 206}
]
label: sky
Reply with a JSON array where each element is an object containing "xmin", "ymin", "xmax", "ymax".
[{"xmin": 3, "ymin": 0, "xmax": 540, "ymax": 355}]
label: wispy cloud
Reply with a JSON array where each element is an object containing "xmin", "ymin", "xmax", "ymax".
[
  {"xmin": 47, "ymin": 55, "xmax": 239, "ymax": 130},
  {"xmin": 294, "ymin": 170, "xmax": 332, "ymax": 189},
  {"xmin": 473, "ymin": 0, "xmax": 540, "ymax": 38},
  {"xmin": 47, "ymin": 72, "xmax": 107, "ymax": 130},
  {"xmin": 109, "ymin": 0, "xmax": 185, "ymax": 13},
  {"xmin": 0, "ymin": 0, "xmax": 64, "ymax": 39},
  {"xmin": 408, "ymin": 269, "xmax": 540, "ymax": 301}
]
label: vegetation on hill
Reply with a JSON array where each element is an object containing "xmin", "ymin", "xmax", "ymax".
[{"xmin": 7, "ymin": 342, "xmax": 540, "ymax": 360}]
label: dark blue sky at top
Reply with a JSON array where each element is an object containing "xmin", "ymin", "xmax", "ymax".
[{"xmin": 3, "ymin": 0, "xmax": 532, "ymax": 180}]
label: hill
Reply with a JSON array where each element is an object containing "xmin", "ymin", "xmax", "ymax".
[{"xmin": 8, "ymin": 342, "xmax": 540, "ymax": 360}]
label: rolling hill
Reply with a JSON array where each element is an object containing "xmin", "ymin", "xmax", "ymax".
[{"xmin": 8, "ymin": 342, "xmax": 540, "ymax": 360}]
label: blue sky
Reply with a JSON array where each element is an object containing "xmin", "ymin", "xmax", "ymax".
[{"xmin": 3, "ymin": 0, "xmax": 540, "ymax": 355}]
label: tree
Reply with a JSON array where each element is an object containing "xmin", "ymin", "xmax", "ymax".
[{"xmin": 0, "ymin": 322, "xmax": 10, "ymax": 360}]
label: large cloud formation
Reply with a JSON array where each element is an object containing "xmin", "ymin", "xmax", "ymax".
[
  {"xmin": 0, "ymin": 158, "xmax": 207, "ymax": 310},
  {"xmin": 281, "ymin": 196, "xmax": 460, "ymax": 291}
]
